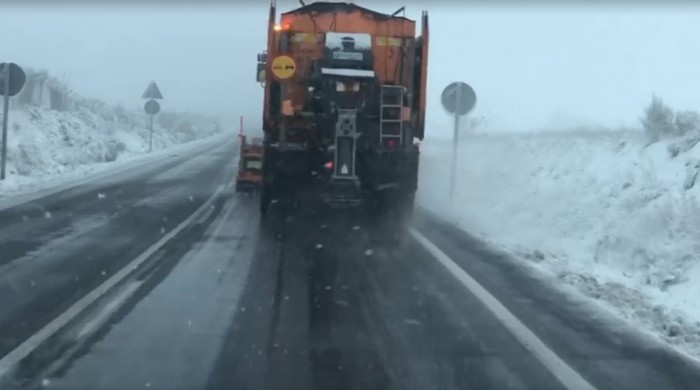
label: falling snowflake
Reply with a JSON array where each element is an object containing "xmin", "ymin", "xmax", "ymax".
[
  {"xmin": 98, "ymin": 193, "xmax": 106, "ymax": 199},
  {"xmin": 315, "ymin": 244, "xmax": 323, "ymax": 249},
  {"xmin": 352, "ymin": 225, "xmax": 360, "ymax": 230},
  {"xmin": 44, "ymin": 211, "xmax": 52, "ymax": 219},
  {"xmin": 365, "ymin": 249, "xmax": 373, "ymax": 256}
]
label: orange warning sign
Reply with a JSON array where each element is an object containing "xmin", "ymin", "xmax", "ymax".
[{"xmin": 271, "ymin": 55, "xmax": 296, "ymax": 80}]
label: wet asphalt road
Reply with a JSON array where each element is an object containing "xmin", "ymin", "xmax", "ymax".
[
  {"xmin": 0, "ymin": 138, "xmax": 236, "ymax": 361},
  {"xmin": 1, "ymin": 141, "xmax": 700, "ymax": 389}
]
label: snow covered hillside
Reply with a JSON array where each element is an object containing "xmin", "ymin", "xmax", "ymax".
[
  {"xmin": 418, "ymin": 129, "xmax": 700, "ymax": 358},
  {"xmin": 0, "ymin": 70, "xmax": 223, "ymax": 200}
]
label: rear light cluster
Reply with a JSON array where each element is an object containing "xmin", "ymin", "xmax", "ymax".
[{"xmin": 384, "ymin": 139, "xmax": 400, "ymax": 149}]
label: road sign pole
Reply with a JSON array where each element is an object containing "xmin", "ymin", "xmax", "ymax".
[
  {"xmin": 1, "ymin": 66, "xmax": 11, "ymax": 181},
  {"xmin": 142, "ymin": 82, "xmax": 162, "ymax": 153},
  {"xmin": 450, "ymin": 85, "xmax": 462, "ymax": 201},
  {"xmin": 149, "ymin": 114, "xmax": 154, "ymax": 152}
]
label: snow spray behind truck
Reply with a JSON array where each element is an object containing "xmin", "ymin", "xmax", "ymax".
[{"xmin": 256, "ymin": 1, "xmax": 429, "ymax": 219}]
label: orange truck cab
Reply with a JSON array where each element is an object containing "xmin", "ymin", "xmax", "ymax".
[{"xmin": 236, "ymin": 135, "xmax": 265, "ymax": 193}]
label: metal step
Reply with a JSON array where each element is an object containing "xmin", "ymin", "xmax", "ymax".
[{"xmin": 380, "ymin": 85, "xmax": 405, "ymax": 141}]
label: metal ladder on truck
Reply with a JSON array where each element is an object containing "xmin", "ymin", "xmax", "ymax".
[{"xmin": 379, "ymin": 85, "xmax": 404, "ymax": 145}]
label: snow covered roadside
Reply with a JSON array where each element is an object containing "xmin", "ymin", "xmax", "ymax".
[
  {"xmin": 417, "ymin": 130, "xmax": 700, "ymax": 359},
  {"xmin": 0, "ymin": 105, "xmax": 229, "ymax": 209}
]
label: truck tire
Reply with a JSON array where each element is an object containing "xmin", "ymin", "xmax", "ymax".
[
  {"xmin": 387, "ymin": 191, "xmax": 415, "ymax": 229},
  {"xmin": 399, "ymin": 192, "xmax": 415, "ymax": 221},
  {"xmin": 260, "ymin": 188, "xmax": 271, "ymax": 215}
]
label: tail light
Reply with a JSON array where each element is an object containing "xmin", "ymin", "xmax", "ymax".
[
  {"xmin": 386, "ymin": 139, "xmax": 399, "ymax": 149},
  {"xmin": 324, "ymin": 161, "xmax": 334, "ymax": 170}
]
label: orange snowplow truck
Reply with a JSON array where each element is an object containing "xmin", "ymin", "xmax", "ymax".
[
  {"xmin": 235, "ymin": 135, "xmax": 265, "ymax": 193},
  {"xmin": 255, "ymin": 1, "xmax": 429, "ymax": 218}
]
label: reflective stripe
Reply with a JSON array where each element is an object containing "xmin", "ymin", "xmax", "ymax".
[{"xmin": 376, "ymin": 37, "xmax": 403, "ymax": 47}]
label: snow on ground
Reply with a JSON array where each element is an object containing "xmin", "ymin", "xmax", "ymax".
[
  {"xmin": 0, "ymin": 104, "xmax": 223, "ymax": 202},
  {"xmin": 418, "ymin": 129, "xmax": 700, "ymax": 358}
]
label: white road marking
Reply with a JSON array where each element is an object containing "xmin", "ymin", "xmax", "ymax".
[
  {"xmin": 76, "ymin": 281, "xmax": 143, "ymax": 339},
  {"xmin": 409, "ymin": 229, "xmax": 597, "ymax": 390},
  {"xmin": 0, "ymin": 184, "xmax": 225, "ymax": 380},
  {"xmin": 209, "ymin": 198, "xmax": 238, "ymax": 239},
  {"xmin": 195, "ymin": 204, "xmax": 216, "ymax": 225}
]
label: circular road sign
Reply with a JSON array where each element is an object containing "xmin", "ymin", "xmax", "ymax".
[
  {"xmin": 144, "ymin": 99, "xmax": 160, "ymax": 115},
  {"xmin": 441, "ymin": 82, "xmax": 476, "ymax": 116},
  {"xmin": 0, "ymin": 63, "xmax": 27, "ymax": 97},
  {"xmin": 271, "ymin": 55, "xmax": 296, "ymax": 80}
]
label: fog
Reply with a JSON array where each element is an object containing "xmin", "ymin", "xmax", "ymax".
[{"xmin": 2, "ymin": 1, "xmax": 700, "ymax": 136}]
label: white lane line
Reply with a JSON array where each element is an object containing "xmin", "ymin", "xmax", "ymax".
[
  {"xmin": 0, "ymin": 184, "xmax": 225, "ymax": 380},
  {"xmin": 76, "ymin": 280, "xmax": 143, "ymax": 339},
  {"xmin": 79, "ymin": 197, "xmax": 237, "ymax": 340},
  {"xmin": 211, "ymin": 200, "xmax": 238, "ymax": 237},
  {"xmin": 409, "ymin": 229, "xmax": 597, "ymax": 390}
]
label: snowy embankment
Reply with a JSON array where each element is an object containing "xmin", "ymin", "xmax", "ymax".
[
  {"xmin": 0, "ymin": 104, "xmax": 223, "ymax": 201},
  {"xmin": 418, "ymin": 130, "xmax": 700, "ymax": 358}
]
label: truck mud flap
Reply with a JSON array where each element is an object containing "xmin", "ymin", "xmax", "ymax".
[{"xmin": 319, "ymin": 180, "xmax": 363, "ymax": 208}]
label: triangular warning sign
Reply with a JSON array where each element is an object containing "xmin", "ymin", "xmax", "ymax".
[
  {"xmin": 341, "ymin": 164, "xmax": 349, "ymax": 174},
  {"xmin": 142, "ymin": 81, "xmax": 163, "ymax": 100}
]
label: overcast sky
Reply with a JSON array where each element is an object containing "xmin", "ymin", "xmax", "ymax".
[{"xmin": 2, "ymin": 1, "xmax": 700, "ymax": 135}]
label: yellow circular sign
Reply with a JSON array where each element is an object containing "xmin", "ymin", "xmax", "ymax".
[{"xmin": 271, "ymin": 55, "xmax": 296, "ymax": 80}]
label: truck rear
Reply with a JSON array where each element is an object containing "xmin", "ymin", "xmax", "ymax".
[
  {"xmin": 256, "ymin": 1, "xmax": 429, "ymax": 219},
  {"xmin": 235, "ymin": 135, "xmax": 264, "ymax": 193}
]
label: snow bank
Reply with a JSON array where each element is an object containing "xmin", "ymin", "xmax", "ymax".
[
  {"xmin": 0, "ymin": 100, "xmax": 222, "ymax": 201},
  {"xmin": 418, "ymin": 130, "xmax": 700, "ymax": 358}
]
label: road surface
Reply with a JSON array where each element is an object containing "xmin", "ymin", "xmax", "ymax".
[{"xmin": 0, "ymin": 139, "xmax": 699, "ymax": 390}]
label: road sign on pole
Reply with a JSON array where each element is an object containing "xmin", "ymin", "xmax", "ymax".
[
  {"xmin": 441, "ymin": 81, "xmax": 477, "ymax": 200},
  {"xmin": 142, "ymin": 81, "xmax": 163, "ymax": 153},
  {"xmin": 441, "ymin": 82, "xmax": 476, "ymax": 116},
  {"xmin": 144, "ymin": 99, "xmax": 160, "ymax": 115},
  {"xmin": 142, "ymin": 81, "xmax": 163, "ymax": 100},
  {"xmin": 144, "ymin": 99, "xmax": 160, "ymax": 152},
  {"xmin": 1, "ymin": 63, "xmax": 27, "ymax": 181}
]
